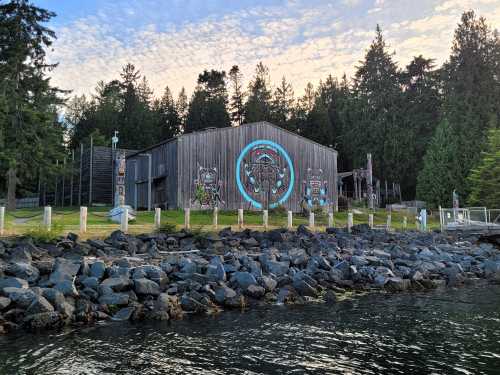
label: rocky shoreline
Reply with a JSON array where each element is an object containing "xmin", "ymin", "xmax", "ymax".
[{"xmin": 0, "ymin": 225, "xmax": 499, "ymax": 335}]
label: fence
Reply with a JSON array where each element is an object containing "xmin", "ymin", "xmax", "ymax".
[
  {"xmin": 0, "ymin": 197, "xmax": 39, "ymax": 209},
  {"xmin": 440, "ymin": 207, "xmax": 500, "ymax": 230},
  {"xmin": 0, "ymin": 206, "xmax": 426, "ymax": 237}
]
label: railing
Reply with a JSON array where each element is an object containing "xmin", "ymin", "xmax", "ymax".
[
  {"xmin": 0, "ymin": 197, "xmax": 39, "ymax": 209},
  {"xmin": 440, "ymin": 207, "xmax": 500, "ymax": 230}
]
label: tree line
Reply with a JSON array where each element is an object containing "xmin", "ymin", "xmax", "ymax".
[{"xmin": 1, "ymin": 0, "xmax": 499, "ymax": 209}]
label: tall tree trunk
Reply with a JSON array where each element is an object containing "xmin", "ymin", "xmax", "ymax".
[{"xmin": 6, "ymin": 167, "xmax": 17, "ymax": 211}]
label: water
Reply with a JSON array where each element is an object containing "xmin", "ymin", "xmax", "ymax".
[{"xmin": 1, "ymin": 285, "xmax": 500, "ymax": 374}]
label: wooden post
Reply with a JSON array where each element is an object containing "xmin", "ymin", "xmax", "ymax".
[
  {"xmin": 403, "ymin": 216, "xmax": 407, "ymax": 230},
  {"xmin": 238, "ymin": 208, "xmax": 244, "ymax": 229},
  {"xmin": 89, "ymin": 135, "xmax": 93, "ymax": 206},
  {"xmin": 347, "ymin": 212, "xmax": 353, "ymax": 233},
  {"xmin": 80, "ymin": 206, "xmax": 87, "ymax": 234},
  {"xmin": 155, "ymin": 207, "xmax": 161, "ymax": 230},
  {"xmin": 54, "ymin": 160, "xmax": 59, "ymax": 207},
  {"xmin": 367, "ymin": 153, "xmax": 374, "ymax": 209},
  {"xmin": 184, "ymin": 208, "xmax": 190, "ymax": 230},
  {"xmin": 287, "ymin": 210, "xmax": 293, "ymax": 230},
  {"xmin": 309, "ymin": 211, "xmax": 315, "ymax": 229},
  {"xmin": 70, "ymin": 150, "xmax": 75, "ymax": 207},
  {"xmin": 213, "ymin": 207, "xmax": 218, "ymax": 229},
  {"xmin": 78, "ymin": 143, "xmax": 83, "ymax": 206},
  {"xmin": 44, "ymin": 206, "xmax": 52, "ymax": 232},
  {"xmin": 368, "ymin": 213, "xmax": 374, "ymax": 229},
  {"xmin": 62, "ymin": 157, "xmax": 66, "ymax": 207},
  {"xmin": 0, "ymin": 206, "xmax": 4, "ymax": 236},
  {"xmin": 439, "ymin": 205, "xmax": 443, "ymax": 232},
  {"xmin": 386, "ymin": 213, "xmax": 392, "ymax": 231},
  {"xmin": 328, "ymin": 212, "xmax": 334, "ymax": 227},
  {"xmin": 263, "ymin": 209, "xmax": 268, "ymax": 230},
  {"xmin": 121, "ymin": 207, "xmax": 129, "ymax": 233}
]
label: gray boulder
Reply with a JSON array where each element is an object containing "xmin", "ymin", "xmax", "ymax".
[
  {"xmin": 49, "ymin": 258, "xmax": 81, "ymax": 285},
  {"xmin": 112, "ymin": 307, "xmax": 135, "ymax": 321},
  {"xmin": 82, "ymin": 276, "xmax": 99, "ymax": 290},
  {"xmin": 26, "ymin": 295, "xmax": 54, "ymax": 315},
  {"xmin": 134, "ymin": 278, "xmax": 160, "ymax": 296},
  {"xmin": 215, "ymin": 285, "xmax": 237, "ymax": 304},
  {"xmin": 90, "ymin": 261, "xmax": 106, "ymax": 280},
  {"xmin": 54, "ymin": 280, "xmax": 78, "ymax": 297},
  {"xmin": 0, "ymin": 296, "xmax": 11, "ymax": 310},
  {"xmin": 0, "ymin": 277, "xmax": 28, "ymax": 290},
  {"xmin": 234, "ymin": 271, "xmax": 257, "ymax": 289},
  {"xmin": 245, "ymin": 284, "xmax": 266, "ymax": 298},
  {"xmin": 101, "ymin": 277, "xmax": 133, "ymax": 292},
  {"xmin": 4, "ymin": 287, "xmax": 37, "ymax": 308},
  {"xmin": 6, "ymin": 262, "xmax": 40, "ymax": 283},
  {"xmin": 98, "ymin": 293, "xmax": 129, "ymax": 306},
  {"xmin": 288, "ymin": 248, "xmax": 309, "ymax": 266},
  {"xmin": 265, "ymin": 261, "xmax": 290, "ymax": 277},
  {"xmin": 206, "ymin": 263, "xmax": 226, "ymax": 282},
  {"xmin": 24, "ymin": 312, "xmax": 62, "ymax": 330},
  {"xmin": 260, "ymin": 275, "xmax": 277, "ymax": 292}
]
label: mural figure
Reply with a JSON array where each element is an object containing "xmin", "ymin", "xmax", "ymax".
[
  {"xmin": 236, "ymin": 140, "xmax": 294, "ymax": 209},
  {"xmin": 302, "ymin": 168, "xmax": 328, "ymax": 212},
  {"xmin": 192, "ymin": 165, "xmax": 223, "ymax": 208}
]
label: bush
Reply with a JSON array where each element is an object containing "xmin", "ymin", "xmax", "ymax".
[{"xmin": 25, "ymin": 223, "xmax": 63, "ymax": 243}]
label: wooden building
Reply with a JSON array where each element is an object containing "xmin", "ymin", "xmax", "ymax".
[{"xmin": 125, "ymin": 122, "xmax": 338, "ymax": 212}]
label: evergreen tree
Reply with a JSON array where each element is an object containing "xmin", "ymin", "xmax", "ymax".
[
  {"xmin": 244, "ymin": 62, "xmax": 272, "ymax": 123},
  {"xmin": 228, "ymin": 65, "xmax": 245, "ymax": 126},
  {"xmin": 0, "ymin": 0, "xmax": 65, "ymax": 209},
  {"xmin": 185, "ymin": 70, "xmax": 231, "ymax": 133},
  {"xmin": 176, "ymin": 87, "xmax": 188, "ymax": 132},
  {"xmin": 467, "ymin": 127, "xmax": 500, "ymax": 207},
  {"xmin": 416, "ymin": 119, "xmax": 461, "ymax": 207},
  {"xmin": 271, "ymin": 76, "xmax": 295, "ymax": 129},
  {"xmin": 153, "ymin": 86, "xmax": 180, "ymax": 140}
]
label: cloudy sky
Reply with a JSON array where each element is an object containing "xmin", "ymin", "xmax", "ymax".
[{"xmin": 36, "ymin": 0, "xmax": 500, "ymax": 99}]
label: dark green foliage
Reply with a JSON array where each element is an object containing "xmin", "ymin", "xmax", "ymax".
[
  {"xmin": 244, "ymin": 62, "xmax": 272, "ymax": 123},
  {"xmin": 228, "ymin": 65, "xmax": 245, "ymax": 126},
  {"xmin": 467, "ymin": 127, "xmax": 500, "ymax": 207}
]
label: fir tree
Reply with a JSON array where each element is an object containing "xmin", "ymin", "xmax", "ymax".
[
  {"xmin": 244, "ymin": 62, "xmax": 272, "ymax": 123},
  {"xmin": 228, "ymin": 65, "xmax": 245, "ymax": 126},
  {"xmin": 271, "ymin": 76, "xmax": 295, "ymax": 129}
]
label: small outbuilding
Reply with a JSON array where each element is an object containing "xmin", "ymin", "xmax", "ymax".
[{"xmin": 125, "ymin": 121, "xmax": 338, "ymax": 212}]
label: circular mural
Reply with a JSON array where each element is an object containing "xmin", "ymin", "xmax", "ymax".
[{"xmin": 236, "ymin": 140, "xmax": 294, "ymax": 209}]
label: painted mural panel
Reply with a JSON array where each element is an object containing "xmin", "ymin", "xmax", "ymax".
[
  {"xmin": 236, "ymin": 139, "xmax": 294, "ymax": 209},
  {"xmin": 192, "ymin": 165, "xmax": 223, "ymax": 208},
  {"xmin": 301, "ymin": 168, "xmax": 329, "ymax": 211}
]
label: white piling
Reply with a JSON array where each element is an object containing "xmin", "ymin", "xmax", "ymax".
[
  {"xmin": 0, "ymin": 207, "xmax": 4, "ymax": 236},
  {"xmin": 238, "ymin": 209, "xmax": 244, "ymax": 229},
  {"xmin": 403, "ymin": 216, "xmax": 407, "ymax": 230},
  {"xmin": 287, "ymin": 210, "xmax": 293, "ymax": 230},
  {"xmin": 309, "ymin": 211, "xmax": 315, "ymax": 229},
  {"xmin": 347, "ymin": 212, "xmax": 353, "ymax": 233},
  {"xmin": 154, "ymin": 207, "xmax": 161, "ymax": 230},
  {"xmin": 80, "ymin": 206, "xmax": 87, "ymax": 234},
  {"xmin": 328, "ymin": 212, "xmax": 334, "ymax": 228},
  {"xmin": 263, "ymin": 209, "xmax": 268, "ymax": 230},
  {"xmin": 213, "ymin": 207, "xmax": 218, "ymax": 229},
  {"xmin": 368, "ymin": 213, "xmax": 374, "ymax": 229},
  {"xmin": 43, "ymin": 206, "xmax": 52, "ymax": 232},
  {"xmin": 184, "ymin": 208, "xmax": 190, "ymax": 230},
  {"xmin": 121, "ymin": 207, "xmax": 129, "ymax": 233},
  {"xmin": 386, "ymin": 214, "xmax": 392, "ymax": 231}
]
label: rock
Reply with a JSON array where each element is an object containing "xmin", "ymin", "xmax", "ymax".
[
  {"xmin": 260, "ymin": 275, "xmax": 277, "ymax": 292},
  {"xmin": 288, "ymin": 248, "xmax": 309, "ymax": 266},
  {"xmin": 6, "ymin": 262, "xmax": 40, "ymax": 283},
  {"xmin": 233, "ymin": 271, "xmax": 257, "ymax": 289},
  {"xmin": 26, "ymin": 295, "xmax": 54, "ymax": 315},
  {"xmin": 265, "ymin": 261, "xmax": 290, "ymax": 277},
  {"xmin": 0, "ymin": 296, "xmax": 11, "ymax": 310},
  {"xmin": 297, "ymin": 224, "xmax": 313, "ymax": 237},
  {"xmin": 24, "ymin": 312, "xmax": 62, "ymax": 330},
  {"xmin": 179, "ymin": 258, "xmax": 197, "ymax": 274},
  {"xmin": 98, "ymin": 293, "xmax": 129, "ymax": 306},
  {"xmin": 385, "ymin": 277, "xmax": 411, "ymax": 292},
  {"xmin": 324, "ymin": 290, "xmax": 337, "ymax": 304},
  {"xmin": 293, "ymin": 279, "xmax": 318, "ymax": 297},
  {"xmin": 4, "ymin": 287, "xmax": 37, "ymax": 308},
  {"xmin": 9, "ymin": 245, "xmax": 33, "ymax": 263},
  {"xmin": 134, "ymin": 278, "xmax": 160, "ymax": 296},
  {"xmin": 215, "ymin": 285, "xmax": 237, "ymax": 304},
  {"xmin": 206, "ymin": 263, "xmax": 226, "ymax": 282},
  {"xmin": 241, "ymin": 237, "xmax": 259, "ymax": 247},
  {"xmin": 101, "ymin": 277, "xmax": 132, "ymax": 292},
  {"xmin": 0, "ymin": 277, "xmax": 28, "ymax": 290},
  {"xmin": 90, "ymin": 261, "xmax": 106, "ymax": 280},
  {"xmin": 54, "ymin": 280, "xmax": 78, "ymax": 297},
  {"xmin": 245, "ymin": 285, "xmax": 266, "ymax": 298},
  {"xmin": 42, "ymin": 288, "xmax": 66, "ymax": 307},
  {"xmin": 180, "ymin": 294, "xmax": 209, "ymax": 313},
  {"xmin": 49, "ymin": 258, "xmax": 81, "ymax": 285},
  {"xmin": 82, "ymin": 276, "xmax": 99, "ymax": 290},
  {"xmin": 111, "ymin": 307, "xmax": 135, "ymax": 321}
]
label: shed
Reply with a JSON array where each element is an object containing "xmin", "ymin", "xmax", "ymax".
[{"xmin": 125, "ymin": 122, "xmax": 338, "ymax": 212}]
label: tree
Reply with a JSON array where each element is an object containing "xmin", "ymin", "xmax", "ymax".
[
  {"xmin": 0, "ymin": 0, "xmax": 65, "ymax": 209},
  {"xmin": 153, "ymin": 86, "xmax": 180, "ymax": 140},
  {"xmin": 244, "ymin": 62, "xmax": 272, "ymax": 123},
  {"xmin": 271, "ymin": 76, "xmax": 295, "ymax": 129},
  {"xmin": 185, "ymin": 70, "xmax": 231, "ymax": 133},
  {"xmin": 416, "ymin": 119, "xmax": 461, "ymax": 207},
  {"xmin": 176, "ymin": 87, "xmax": 188, "ymax": 131},
  {"xmin": 228, "ymin": 65, "xmax": 245, "ymax": 126},
  {"xmin": 467, "ymin": 126, "xmax": 500, "ymax": 207}
]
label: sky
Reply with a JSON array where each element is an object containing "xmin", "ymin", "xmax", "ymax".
[{"xmin": 34, "ymin": 0, "xmax": 500, "ymax": 99}]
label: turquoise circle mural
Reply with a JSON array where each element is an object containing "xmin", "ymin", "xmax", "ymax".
[{"xmin": 236, "ymin": 139, "xmax": 294, "ymax": 209}]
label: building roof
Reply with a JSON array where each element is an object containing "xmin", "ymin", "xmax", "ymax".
[{"xmin": 126, "ymin": 121, "xmax": 337, "ymax": 159}]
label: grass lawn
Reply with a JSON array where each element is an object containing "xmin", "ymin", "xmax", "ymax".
[{"xmin": 1, "ymin": 206, "xmax": 440, "ymax": 239}]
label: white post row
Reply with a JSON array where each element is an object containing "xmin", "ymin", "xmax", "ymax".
[
  {"xmin": 309, "ymin": 212, "xmax": 315, "ymax": 229},
  {"xmin": 43, "ymin": 206, "xmax": 52, "ymax": 232},
  {"xmin": 80, "ymin": 206, "xmax": 87, "ymax": 234},
  {"xmin": 368, "ymin": 213, "xmax": 374, "ymax": 229},
  {"xmin": 213, "ymin": 207, "xmax": 218, "ymax": 229},
  {"xmin": 238, "ymin": 208, "xmax": 244, "ymax": 229},
  {"xmin": 263, "ymin": 209, "xmax": 268, "ymax": 230},
  {"xmin": 154, "ymin": 207, "xmax": 161, "ymax": 230},
  {"xmin": 328, "ymin": 212, "xmax": 334, "ymax": 228},
  {"xmin": 386, "ymin": 214, "xmax": 392, "ymax": 231},
  {"xmin": 121, "ymin": 207, "xmax": 129, "ymax": 233},
  {"xmin": 184, "ymin": 208, "xmax": 190, "ymax": 230},
  {"xmin": 287, "ymin": 210, "xmax": 293, "ymax": 230},
  {"xmin": 347, "ymin": 212, "xmax": 353, "ymax": 233},
  {"xmin": 0, "ymin": 206, "xmax": 4, "ymax": 236},
  {"xmin": 403, "ymin": 216, "xmax": 407, "ymax": 230}
]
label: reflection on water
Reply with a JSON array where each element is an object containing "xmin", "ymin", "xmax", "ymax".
[{"xmin": 1, "ymin": 284, "xmax": 500, "ymax": 374}]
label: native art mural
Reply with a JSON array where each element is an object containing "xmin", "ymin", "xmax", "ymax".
[
  {"xmin": 302, "ymin": 168, "xmax": 328, "ymax": 210},
  {"xmin": 192, "ymin": 165, "xmax": 223, "ymax": 208},
  {"xmin": 114, "ymin": 151, "xmax": 126, "ymax": 207},
  {"xmin": 236, "ymin": 140, "xmax": 294, "ymax": 209}
]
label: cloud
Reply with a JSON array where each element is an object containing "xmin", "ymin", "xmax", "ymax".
[{"xmin": 46, "ymin": 0, "xmax": 500, "ymax": 100}]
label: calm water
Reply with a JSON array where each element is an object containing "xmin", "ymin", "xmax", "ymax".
[{"xmin": 1, "ymin": 285, "xmax": 500, "ymax": 375}]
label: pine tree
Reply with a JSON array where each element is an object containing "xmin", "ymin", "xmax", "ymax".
[
  {"xmin": 176, "ymin": 87, "xmax": 188, "ymax": 131},
  {"xmin": 467, "ymin": 126, "xmax": 500, "ymax": 207},
  {"xmin": 0, "ymin": 0, "xmax": 65, "ymax": 209},
  {"xmin": 244, "ymin": 62, "xmax": 272, "ymax": 123},
  {"xmin": 154, "ymin": 86, "xmax": 181, "ymax": 140},
  {"xmin": 271, "ymin": 76, "xmax": 295, "ymax": 129},
  {"xmin": 228, "ymin": 65, "xmax": 245, "ymax": 126}
]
